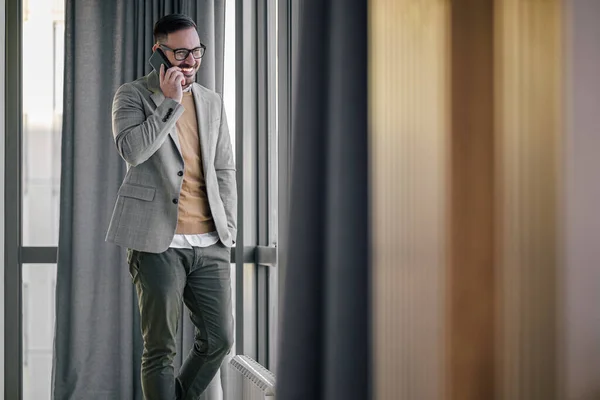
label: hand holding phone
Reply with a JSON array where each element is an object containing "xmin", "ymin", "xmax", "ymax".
[
  {"xmin": 159, "ymin": 64, "xmax": 185, "ymax": 103},
  {"xmin": 149, "ymin": 49, "xmax": 185, "ymax": 103}
]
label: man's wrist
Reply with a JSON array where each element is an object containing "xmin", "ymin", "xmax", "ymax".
[{"xmin": 166, "ymin": 95, "xmax": 181, "ymax": 104}]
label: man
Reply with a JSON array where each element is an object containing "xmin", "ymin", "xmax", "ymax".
[{"xmin": 105, "ymin": 13, "xmax": 236, "ymax": 400}]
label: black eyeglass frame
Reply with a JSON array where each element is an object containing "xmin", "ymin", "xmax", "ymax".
[{"xmin": 158, "ymin": 43, "xmax": 206, "ymax": 61}]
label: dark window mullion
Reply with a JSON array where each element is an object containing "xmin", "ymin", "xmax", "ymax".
[
  {"xmin": 257, "ymin": 0, "xmax": 269, "ymax": 249},
  {"xmin": 257, "ymin": 264, "xmax": 269, "ymax": 367},
  {"xmin": 5, "ymin": 0, "xmax": 24, "ymax": 398},
  {"xmin": 21, "ymin": 247, "xmax": 58, "ymax": 264},
  {"xmin": 256, "ymin": 0, "xmax": 270, "ymax": 367},
  {"xmin": 19, "ymin": 247, "xmax": 248, "ymax": 265}
]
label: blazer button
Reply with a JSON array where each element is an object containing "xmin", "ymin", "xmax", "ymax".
[
  {"xmin": 177, "ymin": 171, "xmax": 183, "ymax": 176},
  {"xmin": 172, "ymin": 198, "xmax": 178, "ymax": 204}
]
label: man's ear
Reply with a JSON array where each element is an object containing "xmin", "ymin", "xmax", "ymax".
[{"xmin": 151, "ymin": 43, "xmax": 159, "ymax": 52}]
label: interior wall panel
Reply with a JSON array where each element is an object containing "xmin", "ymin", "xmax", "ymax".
[
  {"xmin": 494, "ymin": 1, "xmax": 563, "ymax": 399},
  {"xmin": 370, "ymin": 1, "xmax": 450, "ymax": 399},
  {"xmin": 448, "ymin": 1, "xmax": 495, "ymax": 399}
]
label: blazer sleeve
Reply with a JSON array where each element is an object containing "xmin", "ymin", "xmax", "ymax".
[
  {"xmin": 112, "ymin": 83, "xmax": 184, "ymax": 166},
  {"xmin": 214, "ymin": 94, "xmax": 238, "ymax": 241}
]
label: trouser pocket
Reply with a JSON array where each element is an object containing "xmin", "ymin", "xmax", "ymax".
[{"xmin": 126, "ymin": 248, "xmax": 142, "ymax": 283}]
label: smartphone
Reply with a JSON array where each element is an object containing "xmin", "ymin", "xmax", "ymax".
[{"xmin": 149, "ymin": 48, "xmax": 172, "ymax": 74}]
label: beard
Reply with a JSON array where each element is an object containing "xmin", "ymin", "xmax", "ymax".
[
  {"xmin": 183, "ymin": 74, "xmax": 196, "ymax": 87},
  {"xmin": 180, "ymin": 62, "xmax": 198, "ymax": 88}
]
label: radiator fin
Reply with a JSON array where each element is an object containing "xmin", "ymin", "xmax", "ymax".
[{"xmin": 229, "ymin": 355, "xmax": 276, "ymax": 399}]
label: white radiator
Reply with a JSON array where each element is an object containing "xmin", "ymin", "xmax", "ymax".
[{"xmin": 229, "ymin": 355, "xmax": 276, "ymax": 400}]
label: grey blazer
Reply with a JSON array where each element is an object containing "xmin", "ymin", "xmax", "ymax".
[{"xmin": 105, "ymin": 71, "xmax": 237, "ymax": 253}]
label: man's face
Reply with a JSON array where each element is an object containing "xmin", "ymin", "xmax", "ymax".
[{"xmin": 152, "ymin": 27, "xmax": 202, "ymax": 88}]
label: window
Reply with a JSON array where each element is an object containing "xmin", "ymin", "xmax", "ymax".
[
  {"xmin": 5, "ymin": 0, "xmax": 294, "ymax": 397},
  {"xmin": 22, "ymin": 264, "xmax": 57, "ymax": 399},
  {"xmin": 20, "ymin": 0, "xmax": 64, "ymax": 397},
  {"xmin": 22, "ymin": 0, "xmax": 63, "ymax": 247}
]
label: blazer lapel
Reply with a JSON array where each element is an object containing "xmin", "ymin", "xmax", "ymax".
[
  {"xmin": 191, "ymin": 84, "xmax": 212, "ymax": 174},
  {"xmin": 147, "ymin": 71, "xmax": 182, "ymax": 157}
]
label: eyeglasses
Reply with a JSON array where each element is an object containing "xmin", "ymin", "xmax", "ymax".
[{"xmin": 159, "ymin": 44, "xmax": 206, "ymax": 61}]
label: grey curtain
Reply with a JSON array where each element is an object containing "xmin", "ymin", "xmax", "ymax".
[
  {"xmin": 53, "ymin": 1, "xmax": 227, "ymax": 399},
  {"xmin": 276, "ymin": 0, "xmax": 369, "ymax": 399}
]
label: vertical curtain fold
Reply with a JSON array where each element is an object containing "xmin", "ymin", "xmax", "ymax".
[
  {"xmin": 276, "ymin": 0, "xmax": 369, "ymax": 399},
  {"xmin": 53, "ymin": 1, "xmax": 226, "ymax": 399}
]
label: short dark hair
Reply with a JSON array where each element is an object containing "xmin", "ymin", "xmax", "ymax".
[{"xmin": 153, "ymin": 14, "xmax": 197, "ymax": 43}]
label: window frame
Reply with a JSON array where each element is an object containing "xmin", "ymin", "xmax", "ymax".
[
  {"xmin": 5, "ymin": 0, "xmax": 288, "ymax": 397},
  {"xmin": 5, "ymin": 0, "xmax": 24, "ymax": 397}
]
